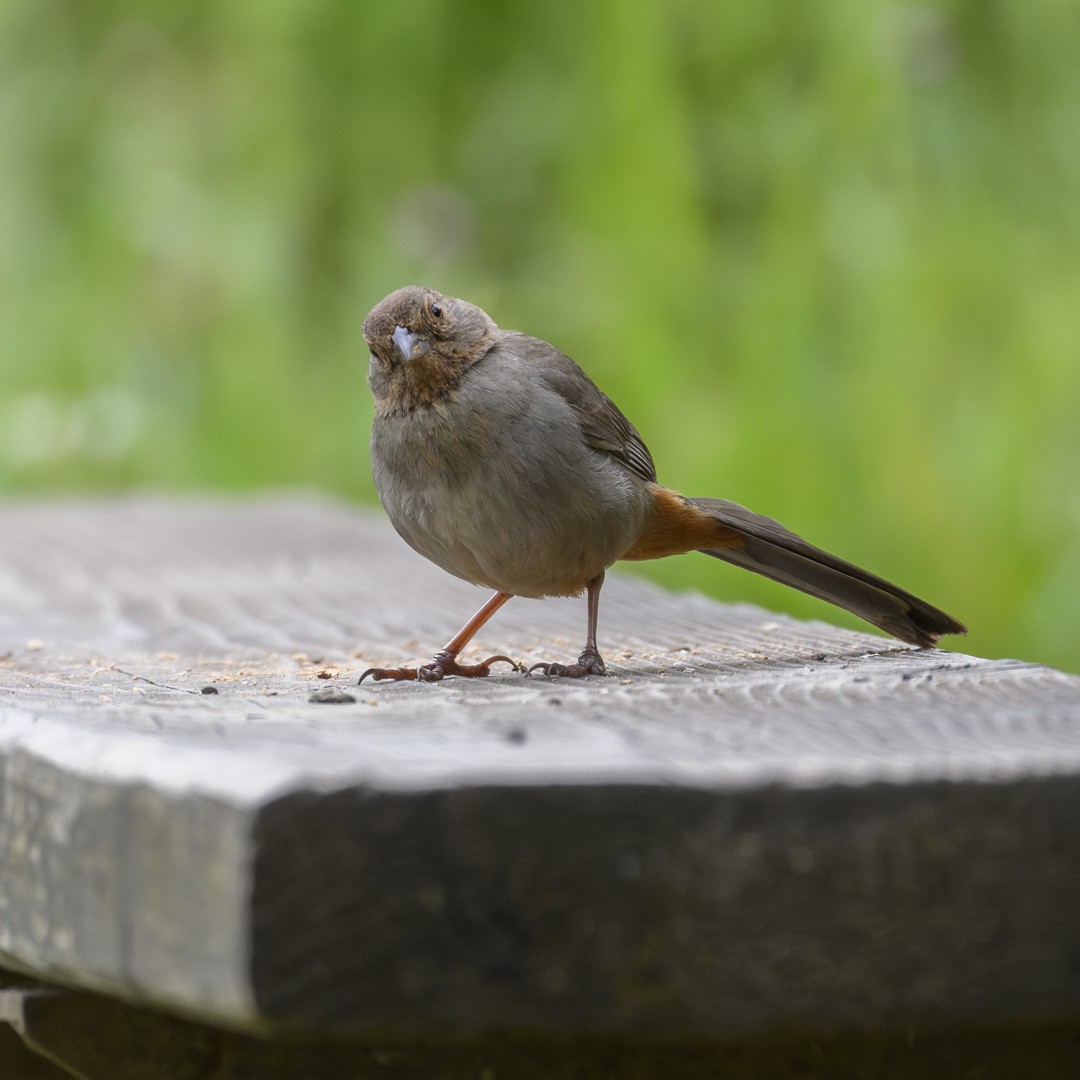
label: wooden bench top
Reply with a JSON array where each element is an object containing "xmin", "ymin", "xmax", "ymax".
[{"xmin": 1, "ymin": 495, "xmax": 1078, "ymax": 1058}]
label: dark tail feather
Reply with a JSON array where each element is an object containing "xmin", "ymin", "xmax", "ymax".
[{"xmin": 690, "ymin": 497, "xmax": 966, "ymax": 648}]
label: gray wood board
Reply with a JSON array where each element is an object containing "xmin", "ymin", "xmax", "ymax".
[
  {"xmin": 0, "ymin": 495, "xmax": 1078, "ymax": 1037},
  {"xmin": 3, "ymin": 984, "xmax": 1080, "ymax": 1080}
]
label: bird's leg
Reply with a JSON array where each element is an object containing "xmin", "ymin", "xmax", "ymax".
[
  {"xmin": 359, "ymin": 591, "xmax": 521, "ymax": 684},
  {"xmin": 528, "ymin": 572, "xmax": 607, "ymax": 679}
]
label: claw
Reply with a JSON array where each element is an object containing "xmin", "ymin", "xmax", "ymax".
[
  {"xmin": 479, "ymin": 654, "xmax": 524, "ymax": 673},
  {"xmin": 358, "ymin": 665, "xmax": 419, "ymax": 684},
  {"xmin": 526, "ymin": 648, "xmax": 607, "ymax": 679},
  {"xmin": 359, "ymin": 652, "xmax": 521, "ymax": 685}
]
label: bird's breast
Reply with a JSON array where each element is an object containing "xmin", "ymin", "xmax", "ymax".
[{"xmin": 370, "ymin": 376, "xmax": 649, "ymax": 596}]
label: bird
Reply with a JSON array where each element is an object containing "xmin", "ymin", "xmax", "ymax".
[{"xmin": 358, "ymin": 285, "xmax": 965, "ymax": 683}]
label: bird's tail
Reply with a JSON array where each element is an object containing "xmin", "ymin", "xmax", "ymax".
[{"xmin": 688, "ymin": 496, "xmax": 966, "ymax": 648}]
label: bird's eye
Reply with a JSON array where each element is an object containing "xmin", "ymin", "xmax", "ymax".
[{"xmin": 430, "ymin": 303, "xmax": 443, "ymax": 318}]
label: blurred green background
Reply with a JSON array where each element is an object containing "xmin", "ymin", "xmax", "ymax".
[{"xmin": 1, "ymin": 0, "xmax": 1077, "ymax": 672}]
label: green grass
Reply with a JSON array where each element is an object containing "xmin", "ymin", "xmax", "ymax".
[{"xmin": 2, "ymin": 0, "xmax": 1078, "ymax": 672}]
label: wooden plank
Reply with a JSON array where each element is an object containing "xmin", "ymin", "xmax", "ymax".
[
  {"xmin": 1, "ymin": 496, "xmax": 1079, "ymax": 1038},
  {"xmin": 0, "ymin": 969, "xmax": 70, "ymax": 1078},
  {"xmin": 0, "ymin": 1027, "xmax": 71, "ymax": 1080},
  {"xmin": 2, "ymin": 985, "xmax": 1079, "ymax": 1080}
]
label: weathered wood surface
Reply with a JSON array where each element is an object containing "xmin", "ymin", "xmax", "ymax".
[
  {"xmin": 1, "ymin": 495, "xmax": 1079, "ymax": 1050},
  {"xmin": 3, "ymin": 977, "xmax": 1079, "ymax": 1080}
]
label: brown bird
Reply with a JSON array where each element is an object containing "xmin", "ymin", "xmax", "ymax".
[{"xmin": 359, "ymin": 285, "xmax": 965, "ymax": 683}]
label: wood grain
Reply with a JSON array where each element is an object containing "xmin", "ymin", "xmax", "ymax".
[
  {"xmin": 0, "ymin": 495, "xmax": 1078, "ymax": 1039},
  {"xmin": 3, "ymin": 983, "xmax": 1080, "ymax": 1080}
]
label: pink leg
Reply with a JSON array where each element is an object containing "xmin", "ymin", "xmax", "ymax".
[{"xmin": 359, "ymin": 591, "xmax": 520, "ymax": 684}]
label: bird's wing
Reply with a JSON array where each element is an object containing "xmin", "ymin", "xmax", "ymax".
[
  {"xmin": 572, "ymin": 389, "xmax": 658, "ymax": 484},
  {"xmin": 510, "ymin": 334, "xmax": 657, "ymax": 484}
]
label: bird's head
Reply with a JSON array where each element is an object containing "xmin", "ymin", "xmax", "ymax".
[{"xmin": 363, "ymin": 286, "xmax": 498, "ymax": 409}]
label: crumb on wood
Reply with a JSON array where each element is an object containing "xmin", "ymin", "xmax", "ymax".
[
  {"xmin": 292, "ymin": 652, "xmax": 326, "ymax": 666},
  {"xmin": 309, "ymin": 687, "xmax": 356, "ymax": 705},
  {"xmin": 295, "ymin": 665, "xmax": 342, "ymax": 681}
]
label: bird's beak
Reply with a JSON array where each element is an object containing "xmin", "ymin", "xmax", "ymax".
[{"xmin": 392, "ymin": 326, "xmax": 430, "ymax": 362}]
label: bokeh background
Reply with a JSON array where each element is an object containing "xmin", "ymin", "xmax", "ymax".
[{"xmin": 1, "ymin": 1, "xmax": 1077, "ymax": 672}]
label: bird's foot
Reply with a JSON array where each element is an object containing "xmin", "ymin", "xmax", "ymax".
[
  {"xmin": 359, "ymin": 650, "xmax": 521, "ymax": 685},
  {"xmin": 527, "ymin": 647, "xmax": 607, "ymax": 679}
]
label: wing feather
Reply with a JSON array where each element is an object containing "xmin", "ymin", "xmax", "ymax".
[{"xmin": 506, "ymin": 333, "xmax": 657, "ymax": 483}]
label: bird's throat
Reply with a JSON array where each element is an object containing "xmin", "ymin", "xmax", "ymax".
[{"xmin": 375, "ymin": 354, "xmax": 469, "ymax": 416}]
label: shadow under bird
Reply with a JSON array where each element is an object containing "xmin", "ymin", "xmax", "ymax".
[{"xmin": 359, "ymin": 286, "xmax": 965, "ymax": 683}]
